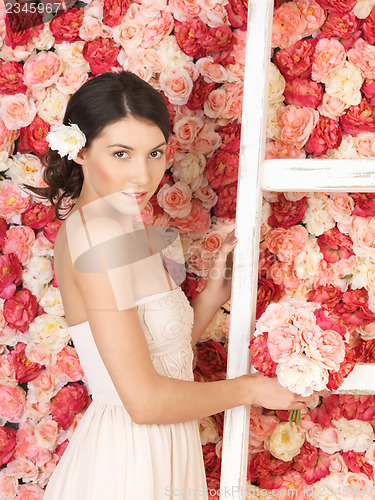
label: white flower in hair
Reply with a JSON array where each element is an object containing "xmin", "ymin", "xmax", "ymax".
[{"xmin": 46, "ymin": 122, "xmax": 86, "ymax": 160}]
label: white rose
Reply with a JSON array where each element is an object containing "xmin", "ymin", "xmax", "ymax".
[
  {"xmin": 172, "ymin": 152, "xmax": 206, "ymax": 189},
  {"xmin": 266, "ymin": 102, "xmax": 284, "ymax": 141},
  {"xmin": 303, "ymin": 193, "xmax": 336, "ymax": 237},
  {"xmin": 353, "ymin": 0, "xmax": 375, "ymax": 18},
  {"xmin": 155, "ymin": 36, "xmax": 193, "ymax": 72},
  {"xmin": 37, "ymin": 87, "xmax": 70, "ymax": 125},
  {"xmin": 268, "ymin": 62, "xmax": 285, "ymax": 105},
  {"xmin": 22, "ymin": 256, "xmax": 54, "ymax": 301},
  {"xmin": 294, "ymin": 236, "xmax": 324, "ymax": 281},
  {"xmin": 333, "ymin": 418, "xmax": 374, "ymax": 452},
  {"xmin": 39, "ymin": 285, "xmax": 64, "ymax": 317},
  {"xmin": 54, "ymin": 41, "xmax": 90, "ymax": 72},
  {"xmin": 6, "ymin": 153, "xmax": 45, "ymax": 188},
  {"xmin": 28, "ymin": 314, "xmax": 70, "ymax": 354},
  {"xmin": 46, "ymin": 123, "xmax": 86, "ymax": 160},
  {"xmin": 264, "ymin": 421, "xmax": 305, "ymax": 461},
  {"xmin": 312, "ymin": 474, "xmax": 343, "ymax": 500},
  {"xmin": 276, "ymin": 354, "xmax": 329, "ymax": 397},
  {"xmin": 324, "ymin": 61, "xmax": 363, "ymax": 107},
  {"xmin": 28, "ymin": 24, "xmax": 55, "ymax": 51},
  {"xmin": 198, "ymin": 416, "xmax": 220, "ymax": 445},
  {"xmin": 255, "ymin": 302, "xmax": 293, "ymax": 334}
]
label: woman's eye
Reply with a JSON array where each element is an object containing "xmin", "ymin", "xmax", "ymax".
[
  {"xmin": 149, "ymin": 150, "xmax": 164, "ymax": 159},
  {"xmin": 114, "ymin": 151, "xmax": 129, "ymax": 159}
]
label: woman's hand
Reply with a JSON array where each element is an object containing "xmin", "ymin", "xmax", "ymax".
[
  {"xmin": 202, "ymin": 229, "xmax": 238, "ymax": 307},
  {"xmin": 246, "ymin": 372, "xmax": 322, "ymax": 411}
]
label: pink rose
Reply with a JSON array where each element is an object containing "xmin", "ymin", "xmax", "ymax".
[
  {"xmin": 205, "ymin": 150, "xmax": 239, "ymax": 191},
  {"xmin": 0, "ymin": 61, "xmax": 26, "ymax": 95},
  {"xmin": 141, "ymin": 11, "xmax": 174, "ymax": 48},
  {"xmin": 352, "ymin": 132, "xmax": 375, "ymax": 158},
  {"xmin": 56, "ymin": 70, "xmax": 89, "ymax": 95},
  {"xmin": 48, "ymin": 346, "xmax": 85, "ymax": 383},
  {"xmin": 295, "ymin": 0, "xmax": 326, "ymax": 35},
  {"xmin": 363, "ymin": 7, "xmax": 375, "ymax": 45},
  {"xmin": 265, "ymin": 225, "xmax": 308, "ymax": 263},
  {"xmin": 267, "ymin": 325, "xmax": 303, "ymax": 363},
  {"xmin": 157, "ymin": 181, "xmax": 192, "ymax": 218},
  {"xmin": 329, "ymin": 453, "xmax": 349, "ymax": 473},
  {"xmin": 348, "ymin": 38, "xmax": 375, "ymax": 80},
  {"xmin": 300, "ymin": 326, "xmax": 345, "ymax": 370},
  {"xmin": 173, "ymin": 199, "xmax": 211, "ymax": 237},
  {"xmin": 273, "ymin": 38, "xmax": 316, "ymax": 81},
  {"xmin": 159, "ymin": 67, "xmax": 194, "ymax": 105},
  {"xmin": 204, "ymin": 88, "xmax": 227, "ymax": 118},
  {"xmin": 249, "ymin": 408, "xmax": 279, "ymax": 448},
  {"xmin": 0, "ymin": 119, "xmax": 18, "ymax": 155},
  {"xmin": 272, "ymin": 2, "xmax": 307, "ymax": 50},
  {"xmin": 2, "ymin": 225, "xmax": 35, "ymax": 265},
  {"xmin": 249, "ymin": 332, "xmax": 278, "ymax": 377},
  {"xmin": 0, "ymin": 425, "xmax": 17, "ymax": 467},
  {"xmin": 78, "ymin": 15, "xmax": 105, "ymax": 41},
  {"xmin": 0, "ymin": 180, "xmax": 30, "ymax": 218},
  {"xmin": 168, "ymin": 0, "xmax": 201, "ymax": 21},
  {"xmin": 268, "ymin": 261, "xmax": 302, "ymax": 290},
  {"xmin": 221, "ymin": 83, "xmax": 243, "ymax": 121},
  {"xmin": 312, "ymin": 38, "xmax": 346, "ymax": 82},
  {"xmin": 341, "ymin": 472, "xmax": 374, "ymax": 498},
  {"xmin": 15, "ymin": 483, "xmax": 45, "ymax": 499},
  {"xmin": 0, "ymin": 94, "xmax": 36, "ymax": 130},
  {"xmin": 319, "ymin": 94, "xmax": 348, "ymax": 120},
  {"xmin": 351, "ymin": 215, "xmax": 375, "ymax": 259},
  {"xmin": 284, "ymin": 78, "xmax": 323, "ymax": 109},
  {"xmin": 317, "ymin": 226, "xmax": 354, "ymax": 263},
  {"xmin": 196, "ymin": 57, "xmax": 228, "ymax": 83},
  {"xmin": 192, "ymin": 120, "xmax": 222, "ymax": 156},
  {"xmin": 113, "ymin": 20, "xmax": 143, "ymax": 50},
  {"xmin": 307, "ymin": 425, "xmax": 343, "ymax": 454},
  {"xmin": 279, "ymin": 104, "xmax": 319, "ymax": 148},
  {"xmin": 0, "ymin": 384, "xmax": 26, "ymax": 421},
  {"xmin": 173, "ymin": 115, "xmax": 203, "ymax": 148},
  {"xmin": 316, "ymin": 0, "xmax": 356, "ymax": 14},
  {"xmin": 305, "ymin": 116, "xmax": 342, "ymax": 157},
  {"xmin": 23, "ymin": 51, "xmax": 63, "ymax": 89},
  {"xmin": 340, "ymin": 97, "xmax": 375, "ymax": 136},
  {"xmin": 327, "ymin": 193, "xmax": 354, "ymax": 221}
]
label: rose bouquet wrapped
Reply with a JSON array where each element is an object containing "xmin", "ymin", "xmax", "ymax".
[{"xmin": 249, "ymin": 299, "xmax": 355, "ymax": 423}]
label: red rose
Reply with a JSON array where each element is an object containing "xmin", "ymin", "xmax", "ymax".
[
  {"xmin": 320, "ymin": 12, "xmax": 361, "ymax": 39},
  {"xmin": 225, "ymin": 0, "xmax": 248, "ymax": 30},
  {"xmin": 248, "ymin": 451, "xmax": 293, "ymax": 489},
  {"xmin": 0, "ymin": 254, "xmax": 22, "ymax": 299},
  {"xmin": 308, "ymin": 285, "xmax": 343, "ymax": 309},
  {"xmin": 217, "ymin": 123, "xmax": 241, "ymax": 153},
  {"xmin": 335, "ymin": 288, "xmax": 375, "ymax": 326},
  {"xmin": 345, "ymin": 395, "xmax": 375, "ymax": 421},
  {"xmin": 55, "ymin": 438, "xmax": 70, "ymax": 461},
  {"xmin": 316, "ymin": 0, "xmax": 356, "ymax": 13},
  {"xmin": 195, "ymin": 340, "xmax": 227, "ymax": 379},
  {"xmin": 4, "ymin": 13, "xmax": 34, "ymax": 49},
  {"xmin": 310, "ymin": 398, "xmax": 334, "ymax": 428},
  {"xmin": 180, "ymin": 272, "xmax": 201, "ymax": 301},
  {"xmin": 342, "ymin": 451, "xmax": 373, "ymax": 479},
  {"xmin": 0, "ymin": 425, "xmax": 17, "ymax": 467},
  {"xmin": 49, "ymin": 7, "xmax": 84, "ymax": 44},
  {"xmin": 82, "ymin": 39, "xmax": 122, "ymax": 75},
  {"xmin": 43, "ymin": 219, "xmax": 64, "ymax": 244},
  {"xmin": 352, "ymin": 193, "xmax": 375, "ymax": 217},
  {"xmin": 204, "ymin": 25, "xmax": 234, "ymax": 55},
  {"xmin": 205, "ymin": 151, "xmax": 239, "ymax": 190},
  {"xmin": 21, "ymin": 201, "xmax": 55, "ymax": 229},
  {"xmin": 103, "ymin": 0, "xmax": 130, "ymax": 28},
  {"xmin": 256, "ymin": 277, "xmax": 281, "ymax": 319},
  {"xmin": 327, "ymin": 343, "xmax": 356, "ymax": 390},
  {"xmin": 273, "ymin": 38, "xmax": 317, "ymax": 81},
  {"xmin": 284, "ymin": 78, "xmax": 323, "ymax": 109},
  {"xmin": 305, "ymin": 116, "xmax": 342, "ymax": 157},
  {"xmin": 174, "ymin": 19, "xmax": 208, "ymax": 58},
  {"xmin": 17, "ymin": 115, "xmax": 50, "ymax": 156},
  {"xmin": 212, "ymin": 182, "xmax": 237, "ymax": 219},
  {"xmin": 268, "ymin": 193, "xmax": 306, "ymax": 228},
  {"xmin": 186, "ymin": 75, "xmax": 217, "ymax": 111},
  {"xmin": 314, "ymin": 308, "xmax": 346, "ymax": 336},
  {"xmin": 293, "ymin": 442, "xmax": 330, "ymax": 485},
  {"xmin": 0, "ymin": 61, "xmax": 26, "ymax": 95},
  {"xmin": 362, "ymin": 79, "xmax": 375, "ymax": 106},
  {"xmin": 3, "ymin": 288, "xmax": 38, "ymax": 333},
  {"xmin": 249, "ymin": 332, "xmax": 278, "ymax": 377},
  {"xmin": 362, "ymin": 7, "xmax": 375, "ymax": 45},
  {"xmin": 340, "ymin": 97, "xmax": 375, "ymax": 136},
  {"xmin": 202, "ymin": 443, "xmax": 221, "ymax": 490},
  {"xmin": 50, "ymin": 382, "xmax": 90, "ymax": 430},
  {"xmin": 317, "ymin": 226, "xmax": 353, "ymax": 263},
  {"xmin": 0, "ymin": 218, "xmax": 7, "ymax": 248},
  {"xmin": 7, "ymin": 342, "xmax": 43, "ymax": 384},
  {"xmin": 356, "ymin": 338, "xmax": 375, "ymax": 363}
]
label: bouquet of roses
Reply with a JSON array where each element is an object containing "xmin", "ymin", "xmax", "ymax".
[{"xmin": 249, "ymin": 299, "xmax": 355, "ymax": 424}]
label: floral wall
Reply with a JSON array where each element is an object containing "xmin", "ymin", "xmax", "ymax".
[
  {"xmin": 0, "ymin": 0, "xmax": 245, "ymax": 498},
  {"xmin": 249, "ymin": 0, "xmax": 375, "ymax": 499}
]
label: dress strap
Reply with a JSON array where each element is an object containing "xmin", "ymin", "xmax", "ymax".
[{"xmin": 145, "ymin": 224, "xmax": 174, "ymax": 291}]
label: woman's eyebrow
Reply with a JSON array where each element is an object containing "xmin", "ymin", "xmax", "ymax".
[{"xmin": 107, "ymin": 142, "xmax": 167, "ymax": 150}]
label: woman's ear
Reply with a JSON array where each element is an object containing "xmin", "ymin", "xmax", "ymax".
[{"xmin": 74, "ymin": 148, "xmax": 87, "ymax": 166}]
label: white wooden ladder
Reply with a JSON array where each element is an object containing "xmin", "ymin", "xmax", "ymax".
[{"xmin": 219, "ymin": 2, "xmax": 375, "ymax": 499}]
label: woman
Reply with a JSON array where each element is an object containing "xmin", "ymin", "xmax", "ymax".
[{"xmin": 22, "ymin": 71, "xmax": 315, "ymax": 499}]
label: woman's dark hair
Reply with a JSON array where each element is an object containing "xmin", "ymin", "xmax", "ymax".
[{"xmin": 20, "ymin": 71, "xmax": 170, "ymax": 220}]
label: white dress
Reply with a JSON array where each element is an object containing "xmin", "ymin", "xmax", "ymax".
[{"xmin": 43, "ymin": 286, "xmax": 208, "ymax": 499}]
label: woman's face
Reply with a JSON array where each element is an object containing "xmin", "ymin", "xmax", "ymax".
[{"xmin": 75, "ymin": 116, "xmax": 167, "ymax": 217}]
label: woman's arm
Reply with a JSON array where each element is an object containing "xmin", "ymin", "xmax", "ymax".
[{"xmin": 189, "ymin": 287, "xmax": 222, "ymax": 348}]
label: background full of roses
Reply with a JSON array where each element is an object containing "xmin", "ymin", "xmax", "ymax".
[{"xmin": 2, "ymin": 0, "xmax": 375, "ymax": 499}]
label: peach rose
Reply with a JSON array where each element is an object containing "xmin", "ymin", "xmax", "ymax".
[
  {"xmin": 306, "ymin": 424, "xmax": 343, "ymax": 454},
  {"xmin": 351, "ymin": 215, "xmax": 375, "ymax": 260},
  {"xmin": 341, "ymin": 472, "xmax": 375, "ymax": 499},
  {"xmin": 248, "ymin": 407, "xmax": 279, "ymax": 448},
  {"xmin": 27, "ymin": 370, "xmax": 61, "ymax": 403},
  {"xmin": 221, "ymin": 82, "xmax": 243, "ymax": 121},
  {"xmin": 141, "ymin": 11, "xmax": 174, "ymax": 48},
  {"xmin": 78, "ymin": 15, "xmax": 105, "ymax": 42},
  {"xmin": 113, "ymin": 20, "xmax": 143, "ymax": 52},
  {"xmin": 2, "ymin": 226, "xmax": 35, "ymax": 265},
  {"xmin": 255, "ymin": 302, "xmax": 293, "ymax": 333},
  {"xmin": 15, "ymin": 483, "xmax": 45, "ymax": 499},
  {"xmin": 34, "ymin": 415, "xmax": 59, "ymax": 451},
  {"xmin": 48, "ymin": 346, "xmax": 84, "ymax": 382},
  {"xmin": 55, "ymin": 69, "xmax": 89, "ymax": 95},
  {"xmin": 0, "ymin": 119, "xmax": 18, "ymax": 155},
  {"xmin": 265, "ymin": 140, "xmax": 306, "ymax": 159},
  {"xmin": 265, "ymin": 225, "xmax": 308, "ymax": 263},
  {"xmin": 0, "ymin": 470, "xmax": 18, "ymax": 499},
  {"xmin": 327, "ymin": 193, "xmax": 354, "ymax": 224},
  {"xmin": 196, "ymin": 56, "xmax": 228, "ymax": 83},
  {"xmin": 156, "ymin": 180, "xmax": 192, "ymax": 218},
  {"xmin": 300, "ymin": 325, "xmax": 345, "ymax": 370},
  {"xmin": 352, "ymin": 132, "xmax": 375, "ymax": 158},
  {"xmin": 5, "ymin": 456, "xmax": 39, "ymax": 482},
  {"xmin": 193, "ymin": 185, "xmax": 218, "ymax": 211},
  {"xmin": 0, "ymin": 179, "xmax": 30, "ymax": 218},
  {"xmin": 279, "ymin": 104, "xmax": 319, "ymax": 148},
  {"xmin": 204, "ymin": 87, "xmax": 227, "ymax": 119},
  {"xmin": 348, "ymin": 38, "xmax": 375, "ymax": 80},
  {"xmin": 136, "ymin": 47, "xmax": 163, "ymax": 73},
  {"xmin": 167, "ymin": 0, "xmax": 201, "ymax": 21},
  {"xmin": 295, "ymin": 0, "xmax": 326, "ymax": 35},
  {"xmin": 173, "ymin": 115, "xmax": 203, "ymax": 148},
  {"xmin": 172, "ymin": 198, "xmax": 211, "ymax": 239},
  {"xmin": 319, "ymin": 94, "xmax": 349, "ymax": 120},
  {"xmin": 329, "ymin": 453, "xmax": 349, "ymax": 474},
  {"xmin": 267, "ymin": 324, "xmax": 303, "ymax": 363},
  {"xmin": 23, "ymin": 51, "xmax": 63, "ymax": 89},
  {"xmin": 159, "ymin": 67, "xmax": 193, "ymax": 105},
  {"xmin": 268, "ymin": 261, "xmax": 302, "ymax": 290},
  {"xmin": 312, "ymin": 38, "xmax": 346, "ymax": 83},
  {"xmin": 0, "ymin": 93, "xmax": 36, "ymax": 130},
  {"xmin": 272, "ymin": 2, "xmax": 307, "ymax": 49}
]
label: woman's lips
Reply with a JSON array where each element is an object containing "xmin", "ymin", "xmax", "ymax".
[{"xmin": 122, "ymin": 192, "xmax": 148, "ymax": 203}]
